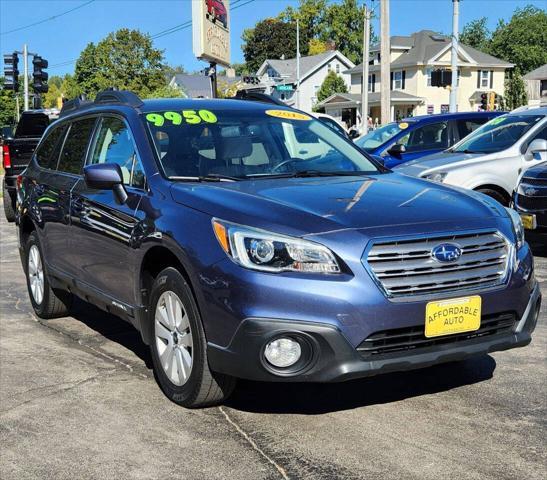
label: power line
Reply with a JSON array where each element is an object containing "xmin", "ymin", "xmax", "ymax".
[
  {"xmin": 1, "ymin": 0, "xmax": 96, "ymax": 36},
  {"xmin": 49, "ymin": 0, "xmax": 255, "ymax": 70}
]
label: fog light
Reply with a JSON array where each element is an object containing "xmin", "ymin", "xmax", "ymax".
[{"xmin": 264, "ymin": 337, "xmax": 301, "ymax": 368}]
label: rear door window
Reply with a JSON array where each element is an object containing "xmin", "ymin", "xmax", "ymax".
[
  {"xmin": 456, "ymin": 118, "xmax": 489, "ymax": 140},
  {"xmin": 58, "ymin": 117, "xmax": 96, "ymax": 174},
  {"xmin": 396, "ymin": 122, "xmax": 449, "ymax": 152},
  {"xmin": 35, "ymin": 124, "xmax": 68, "ymax": 170}
]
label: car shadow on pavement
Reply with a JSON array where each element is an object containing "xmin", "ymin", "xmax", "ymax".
[
  {"xmin": 226, "ymin": 356, "xmax": 497, "ymax": 415},
  {"xmin": 69, "ymin": 298, "xmax": 153, "ymax": 369}
]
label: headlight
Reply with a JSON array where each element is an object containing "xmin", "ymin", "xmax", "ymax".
[
  {"xmin": 505, "ymin": 207, "xmax": 524, "ymax": 249},
  {"xmin": 212, "ymin": 219, "xmax": 341, "ymax": 274},
  {"xmin": 423, "ymin": 172, "xmax": 447, "ymax": 183}
]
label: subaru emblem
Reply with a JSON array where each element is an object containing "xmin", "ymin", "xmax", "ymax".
[{"xmin": 432, "ymin": 243, "xmax": 462, "ymax": 263}]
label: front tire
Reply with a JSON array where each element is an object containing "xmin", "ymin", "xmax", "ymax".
[
  {"xmin": 149, "ymin": 267, "xmax": 236, "ymax": 408},
  {"xmin": 3, "ymin": 182, "xmax": 15, "ymax": 222},
  {"xmin": 476, "ymin": 188, "xmax": 508, "ymax": 207},
  {"xmin": 25, "ymin": 231, "xmax": 73, "ymax": 318}
]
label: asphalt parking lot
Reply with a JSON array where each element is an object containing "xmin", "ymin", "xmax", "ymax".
[{"xmin": 0, "ymin": 211, "xmax": 545, "ymax": 480}]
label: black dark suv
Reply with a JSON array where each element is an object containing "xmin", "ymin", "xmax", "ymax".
[{"xmin": 15, "ymin": 90, "xmax": 540, "ymax": 408}]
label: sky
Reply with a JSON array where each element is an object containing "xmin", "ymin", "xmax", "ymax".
[{"xmin": 0, "ymin": 0, "xmax": 545, "ymax": 77}]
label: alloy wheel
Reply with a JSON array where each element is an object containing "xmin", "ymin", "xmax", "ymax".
[
  {"xmin": 28, "ymin": 245, "xmax": 44, "ymax": 305},
  {"xmin": 154, "ymin": 291, "xmax": 193, "ymax": 386}
]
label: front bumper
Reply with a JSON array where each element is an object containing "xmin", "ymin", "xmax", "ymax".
[{"xmin": 207, "ymin": 282, "xmax": 541, "ymax": 382}]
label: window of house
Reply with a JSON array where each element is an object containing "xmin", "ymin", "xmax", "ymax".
[
  {"xmin": 89, "ymin": 117, "xmax": 145, "ymax": 188},
  {"xmin": 327, "ymin": 63, "xmax": 331, "ymax": 71},
  {"xmin": 368, "ymin": 74, "xmax": 375, "ymax": 92},
  {"xmin": 336, "ymin": 64, "xmax": 340, "ymax": 74},
  {"xmin": 481, "ymin": 70, "xmax": 490, "ymax": 88},
  {"xmin": 426, "ymin": 68, "xmax": 433, "ymax": 86},
  {"xmin": 393, "ymin": 71, "xmax": 403, "ymax": 89}
]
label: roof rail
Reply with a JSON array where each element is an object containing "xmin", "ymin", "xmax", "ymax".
[
  {"xmin": 94, "ymin": 89, "xmax": 144, "ymax": 109},
  {"xmin": 233, "ymin": 90, "xmax": 288, "ymax": 107},
  {"xmin": 59, "ymin": 95, "xmax": 92, "ymax": 117}
]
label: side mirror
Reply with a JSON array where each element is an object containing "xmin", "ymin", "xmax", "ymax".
[
  {"xmin": 349, "ymin": 130, "xmax": 360, "ymax": 139},
  {"xmin": 525, "ymin": 138, "xmax": 547, "ymax": 161},
  {"xmin": 387, "ymin": 143, "xmax": 406, "ymax": 157},
  {"xmin": 84, "ymin": 163, "xmax": 128, "ymax": 204}
]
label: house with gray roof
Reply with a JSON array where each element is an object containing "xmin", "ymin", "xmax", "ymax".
[
  {"xmin": 169, "ymin": 73, "xmax": 242, "ymax": 98},
  {"xmin": 242, "ymin": 50, "xmax": 354, "ymax": 114},
  {"xmin": 317, "ymin": 30, "xmax": 514, "ymax": 126},
  {"xmin": 523, "ymin": 64, "xmax": 547, "ymax": 106}
]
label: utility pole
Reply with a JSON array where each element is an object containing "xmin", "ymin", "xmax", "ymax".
[
  {"xmin": 23, "ymin": 44, "xmax": 29, "ymax": 111},
  {"xmin": 296, "ymin": 19, "xmax": 301, "ymax": 109},
  {"xmin": 380, "ymin": 0, "xmax": 390, "ymax": 125},
  {"xmin": 361, "ymin": 4, "xmax": 371, "ymax": 134},
  {"xmin": 449, "ymin": 0, "xmax": 460, "ymax": 112}
]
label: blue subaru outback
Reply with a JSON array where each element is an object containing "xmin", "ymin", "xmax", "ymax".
[
  {"xmin": 16, "ymin": 90, "xmax": 540, "ymax": 407},
  {"xmin": 355, "ymin": 111, "xmax": 503, "ymax": 168}
]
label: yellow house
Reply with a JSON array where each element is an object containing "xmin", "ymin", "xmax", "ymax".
[{"xmin": 317, "ymin": 30, "xmax": 513, "ymax": 126}]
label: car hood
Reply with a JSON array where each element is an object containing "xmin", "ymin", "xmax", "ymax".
[
  {"xmin": 170, "ymin": 173, "xmax": 505, "ymax": 237},
  {"xmin": 394, "ymin": 150, "xmax": 490, "ymax": 177},
  {"xmin": 522, "ymin": 161, "xmax": 547, "ymax": 179}
]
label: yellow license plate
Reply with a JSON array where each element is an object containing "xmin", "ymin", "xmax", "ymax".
[
  {"xmin": 520, "ymin": 213, "xmax": 536, "ymax": 230},
  {"xmin": 425, "ymin": 296, "xmax": 481, "ymax": 338}
]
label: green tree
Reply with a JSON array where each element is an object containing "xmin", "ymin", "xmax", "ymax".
[
  {"xmin": 279, "ymin": 0, "xmax": 328, "ymax": 56},
  {"xmin": 503, "ymin": 69, "xmax": 528, "ymax": 110},
  {"xmin": 489, "ymin": 5, "xmax": 547, "ymax": 74},
  {"xmin": 74, "ymin": 29, "xmax": 166, "ymax": 98},
  {"xmin": 0, "ymin": 78, "xmax": 18, "ymax": 126},
  {"xmin": 242, "ymin": 18, "xmax": 297, "ymax": 72},
  {"xmin": 460, "ymin": 17, "xmax": 491, "ymax": 51},
  {"xmin": 144, "ymin": 85, "xmax": 184, "ymax": 99},
  {"xmin": 321, "ymin": 0, "xmax": 367, "ymax": 64},
  {"xmin": 316, "ymin": 70, "xmax": 348, "ymax": 102}
]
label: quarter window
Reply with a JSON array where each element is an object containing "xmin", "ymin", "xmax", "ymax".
[
  {"xmin": 57, "ymin": 118, "xmax": 96, "ymax": 174},
  {"xmin": 35, "ymin": 124, "xmax": 68, "ymax": 170},
  {"xmin": 90, "ymin": 117, "xmax": 145, "ymax": 188}
]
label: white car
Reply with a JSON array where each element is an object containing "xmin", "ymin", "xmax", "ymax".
[{"xmin": 395, "ymin": 107, "xmax": 547, "ymax": 206}]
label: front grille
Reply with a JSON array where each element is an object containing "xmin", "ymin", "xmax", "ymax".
[
  {"xmin": 357, "ymin": 311, "xmax": 516, "ymax": 357},
  {"xmin": 365, "ymin": 231, "xmax": 510, "ymax": 298}
]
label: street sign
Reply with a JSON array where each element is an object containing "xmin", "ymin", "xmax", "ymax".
[
  {"xmin": 192, "ymin": 0, "xmax": 231, "ymax": 67},
  {"xmin": 276, "ymin": 84, "xmax": 293, "ymax": 92}
]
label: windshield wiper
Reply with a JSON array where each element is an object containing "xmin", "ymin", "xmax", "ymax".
[
  {"xmin": 246, "ymin": 170, "xmax": 370, "ymax": 179},
  {"xmin": 457, "ymin": 149, "xmax": 487, "ymax": 154},
  {"xmin": 169, "ymin": 174, "xmax": 240, "ymax": 182}
]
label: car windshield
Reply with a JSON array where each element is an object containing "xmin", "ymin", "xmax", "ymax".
[
  {"xmin": 144, "ymin": 108, "xmax": 381, "ymax": 179},
  {"xmin": 452, "ymin": 114, "xmax": 545, "ymax": 154},
  {"xmin": 355, "ymin": 122, "xmax": 405, "ymax": 151}
]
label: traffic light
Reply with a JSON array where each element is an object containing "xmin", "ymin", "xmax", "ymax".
[
  {"xmin": 480, "ymin": 93, "xmax": 488, "ymax": 110},
  {"xmin": 3, "ymin": 52, "xmax": 19, "ymax": 91},
  {"xmin": 488, "ymin": 92, "xmax": 496, "ymax": 111},
  {"xmin": 32, "ymin": 55, "xmax": 49, "ymax": 93}
]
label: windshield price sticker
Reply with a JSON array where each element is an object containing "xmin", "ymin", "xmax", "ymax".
[
  {"xmin": 398, "ymin": 122, "xmax": 409, "ymax": 129},
  {"xmin": 146, "ymin": 110, "xmax": 218, "ymax": 127},
  {"xmin": 265, "ymin": 110, "xmax": 312, "ymax": 121}
]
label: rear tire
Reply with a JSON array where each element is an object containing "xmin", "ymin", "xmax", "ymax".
[
  {"xmin": 475, "ymin": 188, "xmax": 508, "ymax": 207},
  {"xmin": 149, "ymin": 267, "xmax": 236, "ymax": 408},
  {"xmin": 3, "ymin": 182, "xmax": 15, "ymax": 222},
  {"xmin": 24, "ymin": 231, "xmax": 73, "ymax": 319}
]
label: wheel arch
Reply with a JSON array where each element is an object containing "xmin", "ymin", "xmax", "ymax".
[
  {"xmin": 137, "ymin": 243, "xmax": 202, "ymax": 345},
  {"xmin": 473, "ymin": 183, "xmax": 512, "ymax": 206}
]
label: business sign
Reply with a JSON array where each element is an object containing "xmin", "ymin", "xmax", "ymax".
[
  {"xmin": 427, "ymin": 105, "xmax": 434, "ymax": 114},
  {"xmin": 440, "ymin": 104, "xmax": 449, "ymax": 114},
  {"xmin": 192, "ymin": 0, "xmax": 231, "ymax": 67}
]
